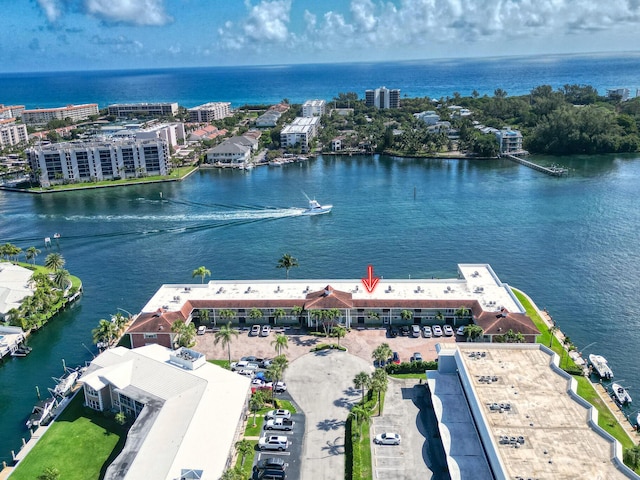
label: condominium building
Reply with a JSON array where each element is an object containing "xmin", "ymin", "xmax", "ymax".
[
  {"xmin": 0, "ymin": 104, "xmax": 25, "ymax": 120},
  {"xmin": 113, "ymin": 122, "xmax": 186, "ymax": 148},
  {"xmin": 607, "ymin": 88, "xmax": 631, "ymax": 101},
  {"xmin": 365, "ymin": 86, "xmax": 400, "ymax": 109},
  {"xmin": 188, "ymin": 102, "xmax": 231, "ymax": 122},
  {"xmin": 107, "ymin": 103, "xmax": 179, "ymax": 118},
  {"xmin": 302, "ymin": 99, "xmax": 326, "ymax": 118},
  {"xmin": 205, "ymin": 135, "xmax": 258, "ymax": 165},
  {"xmin": 495, "ymin": 128, "xmax": 524, "ymax": 154},
  {"xmin": 280, "ymin": 116, "xmax": 321, "ymax": 151},
  {"xmin": 27, "ymin": 138, "xmax": 169, "ymax": 186},
  {"xmin": 21, "ymin": 104, "xmax": 99, "ymax": 126},
  {"xmin": 0, "ymin": 123, "xmax": 28, "ymax": 147}
]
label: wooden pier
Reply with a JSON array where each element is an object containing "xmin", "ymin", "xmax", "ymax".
[{"xmin": 504, "ymin": 153, "xmax": 568, "ymax": 176}]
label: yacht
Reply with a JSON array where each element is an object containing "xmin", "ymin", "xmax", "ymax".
[
  {"xmin": 26, "ymin": 397, "xmax": 56, "ymax": 429},
  {"xmin": 589, "ymin": 354, "xmax": 613, "ymax": 380},
  {"xmin": 52, "ymin": 369, "xmax": 79, "ymax": 397},
  {"xmin": 302, "ymin": 198, "xmax": 332, "ymax": 216},
  {"xmin": 611, "ymin": 383, "xmax": 632, "ymax": 405}
]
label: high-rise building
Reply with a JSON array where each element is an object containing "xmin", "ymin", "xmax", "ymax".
[
  {"xmin": 188, "ymin": 102, "xmax": 231, "ymax": 122},
  {"xmin": 27, "ymin": 138, "xmax": 169, "ymax": 186},
  {"xmin": 0, "ymin": 104, "xmax": 25, "ymax": 120},
  {"xmin": 302, "ymin": 100, "xmax": 326, "ymax": 117},
  {"xmin": 0, "ymin": 123, "xmax": 28, "ymax": 147},
  {"xmin": 365, "ymin": 87, "xmax": 400, "ymax": 109}
]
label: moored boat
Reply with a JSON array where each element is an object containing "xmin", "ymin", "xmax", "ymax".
[
  {"xmin": 589, "ymin": 354, "xmax": 613, "ymax": 380},
  {"xmin": 611, "ymin": 382, "xmax": 632, "ymax": 405},
  {"xmin": 52, "ymin": 369, "xmax": 79, "ymax": 397},
  {"xmin": 26, "ymin": 397, "xmax": 56, "ymax": 429},
  {"xmin": 11, "ymin": 344, "xmax": 32, "ymax": 357}
]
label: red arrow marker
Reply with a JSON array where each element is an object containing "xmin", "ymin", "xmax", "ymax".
[{"xmin": 361, "ymin": 265, "xmax": 380, "ymax": 293}]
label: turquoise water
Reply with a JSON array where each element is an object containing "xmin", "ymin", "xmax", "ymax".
[{"xmin": 1, "ymin": 154, "xmax": 640, "ymax": 462}]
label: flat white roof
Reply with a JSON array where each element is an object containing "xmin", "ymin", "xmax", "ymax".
[
  {"xmin": 0, "ymin": 262, "xmax": 35, "ymax": 315},
  {"xmin": 84, "ymin": 345, "xmax": 250, "ymax": 480},
  {"xmin": 141, "ymin": 264, "xmax": 522, "ymax": 315}
]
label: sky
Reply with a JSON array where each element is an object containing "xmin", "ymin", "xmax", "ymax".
[{"xmin": 2, "ymin": 0, "xmax": 640, "ymax": 72}]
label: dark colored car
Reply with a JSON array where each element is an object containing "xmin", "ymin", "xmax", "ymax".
[
  {"xmin": 400, "ymin": 325, "xmax": 410, "ymax": 336},
  {"xmin": 387, "ymin": 327, "xmax": 398, "ymax": 338},
  {"xmin": 255, "ymin": 457, "xmax": 287, "ymax": 472},
  {"xmin": 257, "ymin": 470, "xmax": 286, "ymax": 480},
  {"xmin": 390, "ymin": 352, "xmax": 400, "ymax": 364}
]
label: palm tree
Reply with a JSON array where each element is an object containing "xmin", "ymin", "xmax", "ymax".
[
  {"xmin": 198, "ymin": 309, "xmax": 210, "ymax": 326},
  {"xmin": 400, "ymin": 309, "xmax": 413, "ymax": 323},
  {"xmin": 276, "ymin": 253, "xmax": 299, "ymax": 279},
  {"xmin": 214, "ymin": 322, "xmax": 239, "ymax": 365},
  {"xmin": 218, "ymin": 309, "xmax": 235, "ymax": 327},
  {"xmin": 44, "ymin": 252, "xmax": 65, "ymax": 272},
  {"xmin": 112, "ymin": 312, "xmax": 127, "ymax": 333},
  {"xmin": 291, "ymin": 305, "xmax": 304, "ymax": 324},
  {"xmin": 273, "ymin": 308, "xmax": 286, "ymax": 325},
  {"xmin": 548, "ymin": 324, "xmax": 558, "ymax": 347},
  {"xmin": 220, "ymin": 468, "xmax": 243, "ymax": 480},
  {"xmin": 350, "ymin": 403, "xmax": 372, "ymax": 427},
  {"xmin": 435, "ymin": 311, "xmax": 444, "ymax": 323},
  {"xmin": 353, "ymin": 371, "xmax": 371, "ymax": 404},
  {"xmin": 333, "ymin": 325, "xmax": 347, "ymax": 346},
  {"xmin": 372, "ymin": 343, "xmax": 392, "ymax": 367},
  {"xmin": 38, "ymin": 466, "xmax": 61, "ymax": 480},
  {"xmin": 370, "ymin": 368, "xmax": 388, "ymax": 416},
  {"xmin": 191, "ymin": 265, "xmax": 211, "ymax": 284},
  {"xmin": 25, "ymin": 246, "xmax": 41, "ymax": 265},
  {"xmin": 249, "ymin": 390, "xmax": 268, "ymax": 427},
  {"xmin": 249, "ymin": 308, "xmax": 263, "ymax": 324},
  {"xmin": 92, "ymin": 319, "xmax": 118, "ymax": 346},
  {"xmin": 464, "ymin": 324, "xmax": 484, "ymax": 342},
  {"xmin": 52, "ymin": 269, "xmax": 70, "ymax": 290},
  {"xmin": 271, "ymin": 333, "xmax": 289, "ymax": 356},
  {"xmin": 171, "ymin": 320, "xmax": 197, "ymax": 347},
  {"xmin": 454, "ymin": 306, "xmax": 470, "ymax": 326},
  {"xmin": 235, "ymin": 439, "xmax": 254, "ymax": 466},
  {"xmin": 267, "ymin": 354, "xmax": 289, "ymax": 388}
]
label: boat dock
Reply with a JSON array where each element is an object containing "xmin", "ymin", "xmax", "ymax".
[
  {"xmin": 504, "ymin": 153, "xmax": 568, "ymax": 176},
  {"xmin": 593, "ymin": 381, "xmax": 640, "ymax": 445},
  {"xmin": 0, "ymin": 326, "xmax": 26, "ymax": 361}
]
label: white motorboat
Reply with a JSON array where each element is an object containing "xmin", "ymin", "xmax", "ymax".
[
  {"xmin": 589, "ymin": 354, "xmax": 613, "ymax": 380},
  {"xmin": 611, "ymin": 383, "xmax": 632, "ymax": 405},
  {"xmin": 26, "ymin": 397, "xmax": 56, "ymax": 429},
  {"xmin": 301, "ymin": 198, "xmax": 332, "ymax": 216},
  {"xmin": 52, "ymin": 369, "xmax": 79, "ymax": 397}
]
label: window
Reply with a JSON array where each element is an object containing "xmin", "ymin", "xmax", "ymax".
[{"xmin": 144, "ymin": 333, "xmax": 157, "ymax": 339}]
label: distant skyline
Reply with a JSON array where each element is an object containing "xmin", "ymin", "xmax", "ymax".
[{"xmin": 2, "ymin": 1, "xmax": 640, "ymax": 72}]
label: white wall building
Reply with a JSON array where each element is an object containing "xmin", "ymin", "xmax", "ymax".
[
  {"xmin": 107, "ymin": 103, "xmax": 179, "ymax": 118},
  {"xmin": 135, "ymin": 122, "xmax": 185, "ymax": 148},
  {"xmin": 0, "ymin": 263, "xmax": 35, "ymax": 320},
  {"xmin": 21, "ymin": 104, "xmax": 99, "ymax": 126},
  {"xmin": 0, "ymin": 105, "xmax": 25, "ymax": 120},
  {"xmin": 205, "ymin": 135, "xmax": 258, "ymax": 165},
  {"xmin": 188, "ymin": 102, "xmax": 231, "ymax": 122},
  {"xmin": 414, "ymin": 111, "xmax": 440, "ymax": 125},
  {"xmin": 495, "ymin": 128, "xmax": 524, "ymax": 154},
  {"xmin": 81, "ymin": 344, "xmax": 250, "ymax": 480},
  {"xmin": 280, "ymin": 116, "xmax": 321, "ymax": 152},
  {"xmin": 0, "ymin": 123, "xmax": 28, "ymax": 147},
  {"xmin": 365, "ymin": 87, "xmax": 400, "ymax": 109},
  {"xmin": 302, "ymin": 100, "xmax": 326, "ymax": 118},
  {"xmin": 27, "ymin": 138, "xmax": 169, "ymax": 186}
]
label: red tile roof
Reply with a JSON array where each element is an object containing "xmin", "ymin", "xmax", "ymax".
[{"xmin": 126, "ymin": 310, "xmax": 185, "ymax": 334}]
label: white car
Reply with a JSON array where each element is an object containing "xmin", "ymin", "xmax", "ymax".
[
  {"xmin": 411, "ymin": 324, "xmax": 421, "ymax": 337},
  {"xmin": 250, "ymin": 325, "xmax": 261, "ymax": 336},
  {"xmin": 265, "ymin": 409, "xmax": 291, "ymax": 420},
  {"xmin": 374, "ymin": 432, "xmax": 401, "ymax": 445},
  {"xmin": 230, "ymin": 360, "xmax": 258, "ymax": 371},
  {"xmin": 432, "ymin": 325, "xmax": 443, "ymax": 337},
  {"xmin": 456, "ymin": 325, "xmax": 466, "ymax": 336},
  {"xmin": 264, "ymin": 418, "xmax": 294, "ymax": 431},
  {"xmin": 236, "ymin": 369, "xmax": 255, "ymax": 378},
  {"xmin": 273, "ymin": 381, "xmax": 287, "ymax": 393},
  {"xmin": 260, "ymin": 325, "xmax": 271, "ymax": 337},
  {"xmin": 422, "ymin": 325, "xmax": 432, "ymax": 338},
  {"xmin": 197, "ymin": 325, "xmax": 206, "ymax": 335},
  {"xmin": 258, "ymin": 435, "xmax": 289, "ymax": 451},
  {"xmin": 443, "ymin": 325, "xmax": 454, "ymax": 336}
]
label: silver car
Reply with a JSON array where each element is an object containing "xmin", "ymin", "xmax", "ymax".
[{"xmin": 258, "ymin": 435, "xmax": 289, "ymax": 451}]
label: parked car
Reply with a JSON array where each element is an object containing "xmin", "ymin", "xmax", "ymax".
[
  {"xmin": 231, "ymin": 361, "xmax": 259, "ymax": 371},
  {"xmin": 432, "ymin": 325, "xmax": 443, "ymax": 337},
  {"xmin": 374, "ymin": 432, "xmax": 401, "ymax": 445},
  {"xmin": 241, "ymin": 356, "xmax": 263, "ymax": 364},
  {"xmin": 400, "ymin": 325, "xmax": 410, "ymax": 336},
  {"xmin": 273, "ymin": 381, "xmax": 287, "ymax": 393},
  {"xmin": 254, "ymin": 457, "xmax": 287, "ymax": 473},
  {"xmin": 390, "ymin": 352, "xmax": 400, "ymax": 364},
  {"xmin": 387, "ymin": 326, "xmax": 399, "ymax": 338},
  {"xmin": 258, "ymin": 435, "xmax": 289, "ymax": 451},
  {"xmin": 251, "ymin": 325, "xmax": 261, "ymax": 336},
  {"xmin": 260, "ymin": 325, "xmax": 271, "ymax": 337},
  {"xmin": 443, "ymin": 325, "xmax": 454, "ymax": 336},
  {"xmin": 259, "ymin": 358, "xmax": 273, "ymax": 368},
  {"xmin": 411, "ymin": 325, "xmax": 421, "ymax": 337},
  {"xmin": 237, "ymin": 369, "xmax": 255, "ymax": 378},
  {"xmin": 411, "ymin": 352, "xmax": 423, "ymax": 362},
  {"xmin": 456, "ymin": 325, "xmax": 466, "ymax": 336},
  {"xmin": 265, "ymin": 417, "xmax": 294, "ymax": 431},
  {"xmin": 257, "ymin": 469, "xmax": 286, "ymax": 480},
  {"xmin": 422, "ymin": 325, "xmax": 432, "ymax": 338},
  {"xmin": 197, "ymin": 325, "xmax": 206, "ymax": 335},
  {"xmin": 265, "ymin": 409, "xmax": 291, "ymax": 420}
]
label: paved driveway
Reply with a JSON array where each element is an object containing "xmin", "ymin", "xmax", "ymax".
[{"xmin": 286, "ymin": 350, "xmax": 373, "ymax": 480}]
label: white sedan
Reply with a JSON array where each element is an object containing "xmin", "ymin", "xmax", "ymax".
[
  {"xmin": 443, "ymin": 325, "xmax": 454, "ymax": 336},
  {"xmin": 374, "ymin": 432, "xmax": 401, "ymax": 445},
  {"xmin": 432, "ymin": 325, "xmax": 443, "ymax": 337}
]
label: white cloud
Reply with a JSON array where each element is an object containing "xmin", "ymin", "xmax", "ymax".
[
  {"xmin": 84, "ymin": 0, "xmax": 172, "ymax": 26},
  {"xmin": 36, "ymin": 0, "xmax": 62, "ymax": 22},
  {"xmin": 219, "ymin": 0, "xmax": 292, "ymax": 50}
]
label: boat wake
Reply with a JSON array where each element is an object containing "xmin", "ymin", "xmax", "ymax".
[{"xmin": 60, "ymin": 208, "xmax": 302, "ymax": 222}]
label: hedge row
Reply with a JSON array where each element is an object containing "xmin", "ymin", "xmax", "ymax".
[
  {"xmin": 310, "ymin": 343, "xmax": 347, "ymax": 352},
  {"xmin": 384, "ymin": 360, "xmax": 438, "ymax": 374}
]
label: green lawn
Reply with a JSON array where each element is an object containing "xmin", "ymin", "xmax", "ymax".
[
  {"xmin": 10, "ymin": 393, "xmax": 128, "ymax": 480},
  {"xmin": 354, "ymin": 420, "xmax": 373, "ymax": 480}
]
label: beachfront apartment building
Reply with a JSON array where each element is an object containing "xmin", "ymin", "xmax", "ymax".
[
  {"xmin": 280, "ymin": 116, "xmax": 321, "ymax": 152},
  {"xmin": 111, "ymin": 122, "xmax": 186, "ymax": 148},
  {"xmin": 0, "ymin": 123, "xmax": 28, "ymax": 147},
  {"xmin": 27, "ymin": 138, "xmax": 169, "ymax": 186},
  {"xmin": 0, "ymin": 104, "xmax": 25, "ymax": 120},
  {"xmin": 107, "ymin": 102, "xmax": 179, "ymax": 118},
  {"xmin": 21, "ymin": 104, "xmax": 99, "ymax": 126},
  {"xmin": 495, "ymin": 127, "xmax": 524, "ymax": 154},
  {"xmin": 255, "ymin": 110, "xmax": 281, "ymax": 128},
  {"xmin": 188, "ymin": 102, "xmax": 232, "ymax": 122},
  {"xmin": 302, "ymin": 99, "xmax": 326, "ymax": 117},
  {"xmin": 365, "ymin": 86, "xmax": 400, "ymax": 109},
  {"xmin": 81, "ymin": 344, "xmax": 250, "ymax": 480}
]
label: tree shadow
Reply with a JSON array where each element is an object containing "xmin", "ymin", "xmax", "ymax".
[
  {"xmin": 289, "ymin": 335, "xmax": 320, "ymax": 347},
  {"xmin": 313, "ymin": 349, "xmax": 331, "ymax": 357},
  {"xmin": 343, "ymin": 386, "xmax": 360, "ymax": 397},
  {"xmin": 334, "ymin": 396, "xmax": 358, "ymax": 409},
  {"xmin": 321, "ymin": 436, "xmax": 345, "ymax": 456},
  {"xmin": 316, "ymin": 418, "xmax": 345, "ymax": 431}
]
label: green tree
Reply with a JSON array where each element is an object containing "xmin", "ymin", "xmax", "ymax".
[
  {"xmin": 249, "ymin": 308, "xmax": 263, "ymax": 324},
  {"xmin": 25, "ymin": 246, "xmax": 41, "ymax": 265},
  {"xmin": 273, "ymin": 307, "xmax": 286, "ymax": 325},
  {"xmin": 454, "ymin": 306, "xmax": 470, "ymax": 325},
  {"xmin": 267, "ymin": 354, "xmax": 289, "ymax": 388},
  {"xmin": 235, "ymin": 438, "xmax": 254, "ymax": 466},
  {"xmin": 44, "ymin": 252, "xmax": 65, "ymax": 272},
  {"xmin": 115, "ymin": 411, "xmax": 127, "ymax": 425},
  {"xmin": 218, "ymin": 308, "xmax": 236, "ymax": 327},
  {"xmin": 291, "ymin": 305, "xmax": 304, "ymax": 324},
  {"xmin": 400, "ymin": 309, "xmax": 413, "ymax": 323},
  {"xmin": 350, "ymin": 403, "xmax": 372, "ymax": 428},
  {"xmin": 548, "ymin": 325, "xmax": 558, "ymax": 347},
  {"xmin": 276, "ymin": 253, "xmax": 299, "ymax": 279},
  {"xmin": 191, "ymin": 265, "xmax": 211, "ymax": 284},
  {"xmin": 249, "ymin": 390, "xmax": 267, "ymax": 427},
  {"xmin": 370, "ymin": 368, "xmax": 388, "ymax": 416},
  {"xmin": 464, "ymin": 324, "xmax": 484, "ymax": 342},
  {"xmin": 198, "ymin": 309, "xmax": 210, "ymax": 326},
  {"xmin": 353, "ymin": 371, "xmax": 371, "ymax": 404},
  {"xmin": 372, "ymin": 343, "xmax": 392, "ymax": 367},
  {"xmin": 623, "ymin": 444, "xmax": 640, "ymax": 470},
  {"xmin": 220, "ymin": 468, "xmax": 244, "ymax": 480},
  {"xmin": 171, "ymin": 320, "xmax": 196, "ymax": 348},
  {"xmin": 214, "ymin": 322, "xmax": 239, "ymax": 364},
  {"xmin": 38, "ymin": 466, "xmax": 60, "ymax": 480},
  {"xmin": 333, "ymin": 325, "xmax": 347, "ymax": 346},
  {"xmin": 92, "ymin": 318, "xmax": 118, "ymax": 346},
  {"xmin": 271, "ymin": 333, "xmax": 289, "ymax": 356},
  {"xmin": 52, "ymin": 269, "xmax": 70, "ymax": 290}
]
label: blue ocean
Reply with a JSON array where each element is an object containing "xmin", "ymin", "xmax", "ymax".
[
  {"xmin": 1, "ymin": 52, "xmax": 640, "ymax": 108},
  {"xmin": 1, "ymin": 53, "xmax": 640, "ymax": 467}
]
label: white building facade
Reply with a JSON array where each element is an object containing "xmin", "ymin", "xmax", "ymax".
[
  {"xmin": 188, "ymin": 102, "xmax": 231, "ymax": 122},
  {"xmin": 21, "ymin": 104, "xmax": 99, "ymax": 126},
  {"xmin": 27, "ymin": 138, "xmax": 169, "ymax": 186},
  {"xmin": 0, "ymin": 123, "xmax": 28, "ymax": 147},
  {"xmin": 302, "ymin": 100, "xmax": 326, "ymax": 118},
  {"xmin": 495, "ymin": 128, "xmax": 524, "ymax": 154},
  {"xmin": 107, "ymin": 103, "xmax": 179, "ymax": 118},
  {"xmin": 280, "ymin": 116, "xmax": 321, "ymax": 152},
  {"xmin": 365, "ymin": 87, "xmax": 400, "ymax": 109}
]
